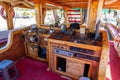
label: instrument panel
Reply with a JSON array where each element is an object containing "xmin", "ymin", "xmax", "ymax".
[{"xmin": 51, "ymin": 43, "xmax": 100, "ymax": 62}]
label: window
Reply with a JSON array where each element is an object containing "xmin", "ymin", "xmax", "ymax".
[
  {"xmin": 13, "ymin": 7, "xmax": 36, "ymax": 29},
  {"xmin": 0, "ymin": 6, "xmax": 8, "ymax": 30},
  {"xmin": 101, "ymin": 9, "xmax": 120, "ymax": 29},
  {"xmin": 44, "ymin": 10, "xmax": 55, "ymax": 25}
]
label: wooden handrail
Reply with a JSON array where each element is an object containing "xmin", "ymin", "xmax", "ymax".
[
  {"xmin": 98, "ymin": 30, "xmax": 109, "ymax": 80},
  {"xmin": 104, "ymin": 23, "xmax": 119, "ymax": 40}
]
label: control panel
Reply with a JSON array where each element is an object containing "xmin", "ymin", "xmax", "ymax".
[
  {"xmin": 70, "ymin": 46, "xmax": 94, "ymax": 55},
  {"xmin": 54, "ymin": 48, "xmax": 74, "ymax": 57},
  {"xmin": 51, "ymin": 44, "xmax": 100, "ymax": 62}
]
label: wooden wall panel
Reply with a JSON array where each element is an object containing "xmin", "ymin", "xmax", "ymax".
[{"xmin": 0, "ymin": 33, "xmax": 25, "ymax": 61}]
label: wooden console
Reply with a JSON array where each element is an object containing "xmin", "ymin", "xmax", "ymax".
[{"xmin": 48, "ymin": 31, "xmax": 109, "ymax": 80}]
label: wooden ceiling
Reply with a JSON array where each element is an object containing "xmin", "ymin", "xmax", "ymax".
[
  {"xmin": 46, "ymin": 0, "xmax": 120, "ymax": 9},
  {"xmin": 103, "ymin": 0, "xmax": 120, "ymax": 9},
  {"xmin": 0, "ymin": 0, "xmax": 120, "ymax": 9},
  {"xmin": 46, "ymin": 0, "xmax": 89, "ymax": 8}
]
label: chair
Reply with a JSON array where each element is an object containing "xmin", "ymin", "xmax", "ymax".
[{"xmin": 0, "ymin": 60, "xmax": 19, "ymax": 80}]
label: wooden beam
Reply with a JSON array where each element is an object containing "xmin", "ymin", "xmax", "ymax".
[
  {"xmin": 86, "ymin": 0, "xmax": 99, "ymax": 32},
  {"xmin": 51, "ymin": 1, "xmax": 88, "ymax": 3},
  {"xmin": 103, "ymin": 1, "xmax": 120, "ymax": 9},
  {"xmin": 96, "ymin": 0, "xmax": 104, "ymax": 23},
  {"xmin": 64, "ymin": 8, "xmax": 69, "ymax": 28},
  {"xmin": 0, "ymin": 0, "xmax": 10, "ymax": 3},
  {"xmin": 104, "ymin": 0, "xmax": 117, "ymax": 5},
  {"xmin": 103, "ymin": 6, "xmax": 120, "ymax": 9},
  {"xmin": 62, "ymin": 3, "xmax": 88, "ymax": 8},
  {"xmin": 32, "ymin": 0, "xmax": 40, "ymax": 4},
  {"xmin": 46, "ymin": 1, "xmax": 71, "ymax": 9},
  {"xmin": 48, "ymin": 0, "xmax": 88, "ymax": 2},
  {"xmin": 104, "ymin": 1, "xmax": 120, "ymax": 6},
  {"xmin": 41, "ymin": 0, "xmax": 46, "ymax": 24},
  {"xmin": 34, "ymin": 2, "xmax": 41, "ymax": 28},
  {"xmin": 86, "ymin": 0, "xmax": 91, "ymax": 29},
  {"xmin": 11, "ymin": 0, "xmax": 34, "ymax": 8},
  {"xmin": 1, "ymin": 2, "xmax": 14, "ymax": 30}
]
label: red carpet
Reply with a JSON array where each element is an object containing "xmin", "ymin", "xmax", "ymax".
[
  {"xmin": 0, "ymin": 58, "xmax": 67, "ymax": 80},
  {"xmin": 16, "ymin": 58, "xmax": 67, "ymax": 80},
  {"xmin": 106, "ymin": 42, "xmax": 120, "ymax": 80},
  {"xmin": 0, "ymin": 41, "xmax": 120, "ymax": 80}
]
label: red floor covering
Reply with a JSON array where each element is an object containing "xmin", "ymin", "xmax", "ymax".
[
  {"xmin": 106, "ymin": 42, "xmax": 120, "ymax": 80},
  {"xmin": 0, "ymin": 58, "xmax": 68, "ymax": 80},
  {"xmin": 16, "ymin": 58, "xmax": 68, "ymax": 80},
  {"xmin": 0, "ymin": 41, "xmax": 120, "ymax": 80}
]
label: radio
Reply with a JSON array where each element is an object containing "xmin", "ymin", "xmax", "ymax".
[
  {"xmin": 54, "ymin": 48, "xmax": 74, "ymax": 57},
  {"xmin": 70, "ymin": 46, "xmax": 94, "ymax": 55}
]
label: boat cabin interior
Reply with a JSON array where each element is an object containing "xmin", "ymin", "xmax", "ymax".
[{"xmin": 0, "ymin": 0, "xmax": 120, "ymax": 80}]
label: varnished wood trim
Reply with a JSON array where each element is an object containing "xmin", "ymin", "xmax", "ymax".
[
  {"xmin": 40, "ymin": 25, "xmax": 60, "ymax": 30},
  {"xmin": 98, "ymin": 31, "xmax": 109, "ymax": 80},
  {"xmin": 48, "ymin": 39, "xmax": 101, "ymax": 51},
  {"xmin": 0, "ymin": 30, "xmax": 22, "ymax": 53}
]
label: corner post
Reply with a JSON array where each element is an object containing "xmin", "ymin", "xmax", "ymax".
[{"xmin": 34, "ymin": 1, "xmax": 41, "ymax": 28}]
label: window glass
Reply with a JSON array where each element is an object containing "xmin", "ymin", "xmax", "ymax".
[
  {"xmin": 13, "ymin": 7, "xmax": 36, "ymax": 29},
  {"xmin": 44, "ymin": 9, "xmax": 65, "ymax": 26},
  {"xmin": 0, "ymin": 6, "xmax": 8, "ymax": 30},
  {"xmin": 44, "ymin": 10, "xmax": 55, "ymax": 25},
  {"xmin": 101, "ymin": 9, "xmax": 120, "ymax": 29},
  {"xmin": 54, "ymin": 9, "xmax": 65, "ymax": 24}
]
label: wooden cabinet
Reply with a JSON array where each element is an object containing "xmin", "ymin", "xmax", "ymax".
[
  {"xmin": 66, "ymin": 59, "xmax": 85, "ymax": 77},
  {"xmin": 53, "ymin": 52, "xmax": 92, "ymax": 79},
  {"xmin": 48, "ymin": 31, "xmax": 109, "ymax": 80}
]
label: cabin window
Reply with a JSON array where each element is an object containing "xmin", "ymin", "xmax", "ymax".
[
  {"xmin": 53, "ymin": 9, "xmax": 65, "ymax": 24},
  {"xmin": 13, "ymin": 7, "xmax": 36, "ymax": 29},
  {"xmin": 101, "ymin": 9, "xmax": 120, "ymax": 29},
  {"xmin": 44, "ymin": 10, "xmax": 55, "ymax": 25},
  {"xmin": 0, "ymin": 6, "xmax": 8, "ymax": 30}
]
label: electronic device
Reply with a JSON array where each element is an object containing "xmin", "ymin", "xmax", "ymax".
[
  {"xmin": 49, "ymin": 25, "xmax": 54, "ymax": 34},
  {"xmin": 75, "ymin": 53, "xmax": 100, "ymax": 62},
  {"xmin": 70, "ymin": 23, "xmax": 80, "ymax": 29},
  {"xmin": 30, "ymin": 24, "xmax": 38, "ymax": 32},
  {"xmin": 54, "ymin": 48, "xmax": 74, "ymax": 57},
  {"xmin": 60, "ymin": 24, "xmax": 67, "ymax": 33},
  {"xmin": 64, "ymin": 29, "xmax": 74, "ymax": 36},
  {"xmin": 52, "ymin": 43, "xmax": 100, "ymax": 62},
  {"xmin": 70, "ymin": 46, "xmax": 94, "ymax": 55},
  {"xmin": 49, "ymin": 29, "xmax": 54, "ymax": 34},
  {"xmin": 39, "ymin": 28, "xmax": 48, "ymax": 34}
]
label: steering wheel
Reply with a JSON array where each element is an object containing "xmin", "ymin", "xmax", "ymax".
[{"xmin": 24, "ymin": 30, "xmax": 40, "ymax": 48}]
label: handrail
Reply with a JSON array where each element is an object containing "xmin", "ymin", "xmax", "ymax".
[
  {"xmin": 104, "ymin": 23, "xmax": 119, "ymax": 40},
  {"xmin": 98, "ymin": 30, "xmax": 109, "ymax": 80}
]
